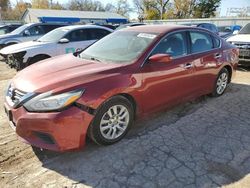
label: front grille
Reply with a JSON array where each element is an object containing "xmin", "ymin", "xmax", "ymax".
[
  {"xmin": 6, "ymin": 84, "xmax": 30, "ymax": 108},
  {"xmin": 7, "ymin": 86, "xmax": 26, "ymax": 104},
  {"xmin": 6, "ymin": 84, "xmax": 35, "ymax": 108}
]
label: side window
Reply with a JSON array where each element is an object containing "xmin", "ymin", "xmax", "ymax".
[
  {"xmin": 65, "ymin": 29, "xmax": 88, "ymax": 42},
  {"xmin": 151, "ymin": 32, "xmax": 187, "ymax": 58},
  {"xmin": 89, "ymin": 29, "xmax": 111, "ymax": 40},
  {"xmin": 27, "ymin": 25, "xmax": 44, "ymax": 36},
  {"xmin": 43, "ymin": 25, "xmax": 63, "ymax": 33},
  {"xmin": 190, "ymin": 31, "xmax": 213, "ymax": 53}
]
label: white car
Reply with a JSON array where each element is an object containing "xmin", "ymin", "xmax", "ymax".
[
  {"xmin": 0, "ymin": 25, "xmax": 113, "ymax": 70},
  {"xmin": 227, "ymin": 23, "xmax": 250, "ymax": 66}
]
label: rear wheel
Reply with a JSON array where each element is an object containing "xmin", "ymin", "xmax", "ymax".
[
  {"xmin": 211, "ymin": 68, "xmax": 229, "ymax": 97},
  {"xmin": 88, "ymin": 96, "xmax": 134, "ymax": 145}
]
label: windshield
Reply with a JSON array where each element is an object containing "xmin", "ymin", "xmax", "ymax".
[
  {"xmin": 80, "ymin": 31, "xmax": 158, "ymax": 63},
  {"xmin": 239, "ymin": 23, "xmax": 250, "ymax": 34},
  {"xmin": 38, "ymin": 28, "xmax": 69, "ymax": 42},
  {"xmin": 11, "ymin": 24, "xmax": 30, "ymax": 35}
]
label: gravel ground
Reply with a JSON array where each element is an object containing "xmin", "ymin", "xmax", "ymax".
[{"xmin": 0, "ymin": 62, "xmax": 250, "ymax": 188}]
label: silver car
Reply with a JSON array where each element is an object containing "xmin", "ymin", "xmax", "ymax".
[{"xmin": 0, "ymin": 23, "xmax": 67, "ymax": 49}]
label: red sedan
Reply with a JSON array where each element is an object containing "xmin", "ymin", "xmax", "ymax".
[{"xmin": 4, "ymin": 25, "xmax": 239, "ymax": 151}]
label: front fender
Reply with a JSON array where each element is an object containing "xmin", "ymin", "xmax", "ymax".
[
  {"xmin": 77, "ymin": 73, "xmax": 143, "ymax": 114},
  {"xmin": 3, "ymin": 39, "xmax": 21, "ymax": 45}
]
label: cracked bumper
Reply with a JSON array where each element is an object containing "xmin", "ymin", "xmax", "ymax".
[{"xmin": 4, "ymin": 102, "xmax": 94, "ymax": 151}]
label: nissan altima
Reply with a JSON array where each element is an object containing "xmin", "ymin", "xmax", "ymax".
[{"xmin": 4, "ymin": 25, "xmax": 239, "ymax": 151}]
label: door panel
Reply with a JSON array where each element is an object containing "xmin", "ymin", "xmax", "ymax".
[
  {"xmin": 189, "ymin": 31, "xmax": 221, "ymax": 94},
  {"xmin": 58, "ymin": 29, "xmax": 97, "ymax": 55},
  {"xmin": 192, "ymin": 50, "xmax": 221, "ymax": 94},
  {"xmin": 141, "ymin": 56, "xmax": 195, "ymax": 113},
  {"xmin": 58, "ymin": 40, "xmax": 95, "ymax": 55},
  {"xmin": 140, "ymin": 31, "xmax": 196, "ymax": 113}
]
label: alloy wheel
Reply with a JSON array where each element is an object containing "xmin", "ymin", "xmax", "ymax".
[
  {"xmin": 100, "ymin": 105, "xmax": 130, "ymax": 140},
  {"xmin": 216, "ymin": 72, "xmax": 228, "ymax": 95}
]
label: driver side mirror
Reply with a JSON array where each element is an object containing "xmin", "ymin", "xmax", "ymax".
[
  {"xmin": 59, "ymin": 38, "xmax": 69, "ymax": 44},
  {"xmin": 148, "ymin": 54, "xmax": 172, "ymax": 64},
  {"xmin": 23, "ymin": 30, "xmax": 30, "ymax": 36}
]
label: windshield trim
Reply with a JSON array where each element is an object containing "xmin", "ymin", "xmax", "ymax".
[{"xmin": 11, "ymin": 24, "xmax": 32, "ymax": 35}]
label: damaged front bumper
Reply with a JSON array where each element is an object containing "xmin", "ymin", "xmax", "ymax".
[{"xmin": 0, "ymin": 51, "xmax": 27, "ymax": 70}]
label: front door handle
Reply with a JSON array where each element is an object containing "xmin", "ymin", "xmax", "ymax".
[
  {"xmin": 214, "ymin": 53, "xmax": 222, "ymax": 59},
  {"xmin": 184, "ymin": 63, "xmax": 193, "ymax": 69}
]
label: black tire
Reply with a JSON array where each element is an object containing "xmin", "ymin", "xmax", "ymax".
[
  {"xmin": 88, "ymin": 96, "xmax": 134, "ymax": 145},
  {"xmin": 211, "ymin": 67, "xmax": 229, "ymax": 97}
]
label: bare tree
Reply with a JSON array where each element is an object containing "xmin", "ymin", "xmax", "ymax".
[{"xmin": 68, "ymin": 0, "xmax": 104, "ymax": 11}]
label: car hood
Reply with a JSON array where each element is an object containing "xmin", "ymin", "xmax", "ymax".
[
  {"xmin": 12, "ymin": 54, "xmax": 124, "ymax": 93},
  {"xmin": 0, "ymin": 33, "xmax": 19, "ymax": 40},
  {"xmin": 0, "ymin": 41, "xmax": 53, "ymax": 54},
  {"xmin": 227, "ymin": 34, "xmax": 250, "ymax": 43}
]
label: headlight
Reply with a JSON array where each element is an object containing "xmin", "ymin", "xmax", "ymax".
[{"xmin": 24, "ymin": 89, "xmax": 84, "ymax": 112}]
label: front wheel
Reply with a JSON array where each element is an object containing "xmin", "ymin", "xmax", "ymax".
[
  {"xmin": 211, "ymin": 68, "xmax": 229, "ymax": 97},
  {"xmin": 88, "ymin": 96, "xmax": 134, "ymax": 145}
]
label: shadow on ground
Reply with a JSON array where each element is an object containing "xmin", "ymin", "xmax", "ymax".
[{"xmin": 29, "ymin": 82, "xmax": 250, "ymax": 188}]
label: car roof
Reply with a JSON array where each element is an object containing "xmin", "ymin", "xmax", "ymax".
[
  {"xmin": 124, "ymin": 23, "xmax": 145, "ymax": 26},
  {"xmin": 123, "ymin": 24, "xmax": 193, "ymax": 34},
  {"xmin": 56, "ymin": 24, "xmax": 113, "ymax": 31},
  {"xmin": 23, "ymin": 23, "xmax": 68, "ymax": 27}
]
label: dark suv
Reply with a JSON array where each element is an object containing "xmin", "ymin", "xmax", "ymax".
[{"xmin": 0, "ymin": 24, "xmax": 22, "ymax": 35}]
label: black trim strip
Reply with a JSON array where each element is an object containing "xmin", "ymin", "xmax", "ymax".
[{"xmin": 74, "ymin": 102, "xmax": 95, "ymax": 115}]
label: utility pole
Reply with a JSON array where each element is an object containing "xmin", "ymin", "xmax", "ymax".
[{"xmin": 50, "ymin": 0, "xmax": 53, "ymax": 8}]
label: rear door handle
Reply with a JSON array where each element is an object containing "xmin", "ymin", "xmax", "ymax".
[
  {"xmin": 184, "ymin": 63, "xmax": 193, "ymax": 69},
  {"xmin": 214, "ymin": 53, "xmax": 222, "ymax": 59}
]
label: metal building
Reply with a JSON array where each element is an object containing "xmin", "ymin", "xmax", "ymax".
[{"xmin": 21, "ymin": 8, "xmax": 128, "ymax": 24}]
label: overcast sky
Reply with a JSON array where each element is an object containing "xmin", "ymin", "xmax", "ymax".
[{"xmin": 9, "ymin": 0, "xmax": 250, "ymax": 19}]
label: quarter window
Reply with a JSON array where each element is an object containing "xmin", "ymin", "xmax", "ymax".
[
  {"xmin": 88, "ymin": 29, "xmax": 111, "ymax": 40},
  {"xmin": 152, "ymin": 32, "xmax": 187, "ymax": 58},
  {"xmin": 190, "ymin": 31, "xmax": 213, "ymax": 53},
  {"xmin": 214, "ymin": 37, "xmax": 220, "ymax": 48}
]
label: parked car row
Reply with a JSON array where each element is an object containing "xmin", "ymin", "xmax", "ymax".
[
  {"xmin": 218, "ymin": 25, "xmax": 242, "ymax": 39},
  {"xmin": 0, "ymin": 24, "xmax": 113, "ymax": 70},
  {"xmin": 0, "ymin": 23, "xmax": 69, "ymax": 49},
  {"xmin": 3, "ymin": 24, "xmax": 239, "ymax": 151},
  {"xmin": 226, "ymin": 23, "xmax": 250, "ymax": 66}
]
